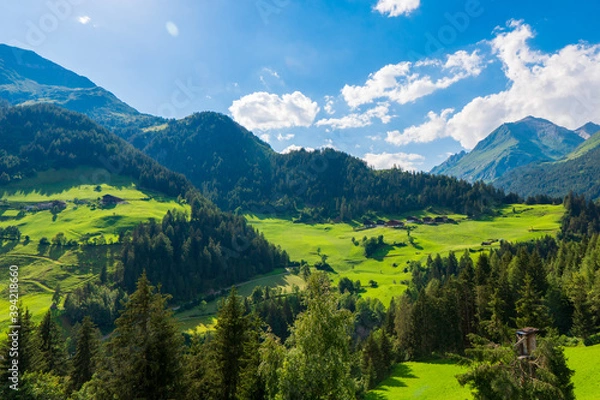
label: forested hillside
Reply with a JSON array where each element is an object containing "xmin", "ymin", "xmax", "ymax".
[
  {"xmin": 135, "ymin": 111, "xmax": 515, "ymax": 218},
  {"xmin": 497, "ymin": 131, "xmax": 600, "ymax": 200}
]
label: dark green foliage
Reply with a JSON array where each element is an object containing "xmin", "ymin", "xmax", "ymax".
[
  {"xmin": 69, "ymin": 316, "xmax": 100, "ymax": 392},
  {"xmin": 63, "ymin": 282, "xmax": 127, "ymax": 331},
  {"xmin": 457, "ymin": 335, "xmax": 575, "ymax": 400},
  {"xmin": 0, "ymin": 104, "xmax": 190, "ymax": 197},
  {"xmin": 37, "ymin": 310, "xmax": 67, "ymax": 375},
  {"xmin": 120, "ymin": 200, "xmax": 289, "ymax": 302},
  {"xmin": 94, "ymin": 272, "xmax": 186, "ymax": 400}
]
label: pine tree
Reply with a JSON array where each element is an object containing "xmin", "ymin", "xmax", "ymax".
[
  {"xmin": 37, "ymin": 310, "xmax": 67, "ymax": 375},
  {"xmin": 69, "ymin": 316, "xmax": 100, "ymax": 392},
  {"xmin": 0, "ymin": 306, "xmax": 41, "ymax": 397},
  {"xmin": 207, "ymin": 287, "xmax": 250, "ymax": 400},
  {"xmin": 101, "ymin": 272, "xmax": 185, "ymax": 400},
  {"xmin": 516, "ymin": 275, "xmax": 551, "ymax": 329}
]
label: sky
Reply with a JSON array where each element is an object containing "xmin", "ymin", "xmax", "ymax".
[{"xmin": 2, "ymin": 0, "xmax": 600, "ymax": 171}]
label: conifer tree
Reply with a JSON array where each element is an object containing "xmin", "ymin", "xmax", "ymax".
[
  {"xmin": 37, "ymin": 310, "xmax": 67, "ymax": 375},
  {"xmin": 100, "ymin": 272, "xmax": 185, "ymax": 400},
  {"xmin": 69, "ymin": 316, "xmax": 100, "ymax": 392}
]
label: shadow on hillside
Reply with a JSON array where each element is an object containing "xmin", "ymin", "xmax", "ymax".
[
  {"xmin": 365, "ymin": 363, "xmax": 418, "ymax": 399},
  {"xmin": 0, "ymin": 240, "xmax": 18, "ymax": 254},
  {"xmin": 0, "ymin": 169, "xmax": 133, "ymax": 199}
]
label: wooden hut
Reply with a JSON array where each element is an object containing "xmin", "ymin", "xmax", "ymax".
[{"xmin": 516, "ymin": 327, "xmax": 539, "ymax": 357}]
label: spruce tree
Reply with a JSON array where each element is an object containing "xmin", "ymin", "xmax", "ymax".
[
  {"xmin": 37, "ymin": 310, "xmax": 67, "ymax": 375},
  {"xmin": 69, "ymin": 316, "xmax": 100, "ymax": 392},
  {"xmin": 102, "ymin": 272, "xmax": 185, "ymax": 400}
]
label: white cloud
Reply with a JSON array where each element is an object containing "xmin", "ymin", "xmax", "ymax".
[
  {"xmin": 363, "ymin": 152, "xmax": 425, "ymax": 171},
  {"xmin": 77, "ymin": 16, "xmax": 91, "ymax": 25},
  {"xmin": 374, "ymin": 0, "xmax": 420, "ymax": 17},
  {"xmin": 165, "ymin": 21, "xmax": 179, "ymax": 37},
  {"xmin": 386, "ymin": 108, "xmax": 454, "ymax": 146},
  {"xmin": 259, "ymin": 133, "xmax": 271, "ymax": 142},
  {"xmin": 324, "ymin": 95, "xmax": 336, "ymax": 115},
  {"xmin": 367, "ymin": 135, "xmax": 382, "ymax": 141},
  {"xmin": 393, "ymin": 20, "xmax": 600, "ymax": 149},
  {"xmin": 316, "ymin": 103, "xmax": 392, "ymax": 129},
  {"xmin": 229, "ymin": 91, "xmax": 320, "ymax": 131},
  {"xmin": 341, "ymin": 49, "xmax": 484, "ymax": 108},
  {"xmin": 277, "ymin": 133, "xmax": 295, "ymax": 141},
  {"xmin": 280, "ymin": 145, "xmax": 316, "ymax": 154},
  {"xmin": 260, "ymin": 67, "xmax": 284, "ymax": 89}
]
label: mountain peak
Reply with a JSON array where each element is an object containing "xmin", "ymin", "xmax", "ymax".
[
  {"xmin": 432, "ymin": 117, "xmax": 584, "ymax": 183},
  {"xmin": 575, "ymin": 122, "xmax": 600, "ymax": 139}
]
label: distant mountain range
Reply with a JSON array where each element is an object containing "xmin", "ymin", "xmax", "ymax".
[
  {"xmin": 0, "ymin": 44, "xmax": 163, "ymax": 139},
  {"xmin": 432, "ymin": 116, "xmax": 600, "ymax": 200},
  {"xmin": 431, "ymin": 116, "xmax": 586, "ymax": 183},
  {"xmin": 495, "ymin": 130, "xmax": 600, "ymax": 200}
]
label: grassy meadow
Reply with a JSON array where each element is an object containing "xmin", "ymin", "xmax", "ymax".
[
  {"xmin": 367, "ymin": 344, "xmax": 600, "ymax": 399},
  {"xmin": 0, "ymin": 168, "xmax": 187, "ymax": 330},
  {"xmin": 245, "ymin": 204, "xmax": 564, "ymax": 307}
]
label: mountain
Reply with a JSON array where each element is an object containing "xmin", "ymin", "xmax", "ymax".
[
  {"xmin": 575, "ymin": 122, "xmax": 600, "ymax": 139},
  {"xmin": 0, "ymin": 44, "xmax": 164, "ymax": 139},
  {"xmin": 496, "ymin": 129, "xmax": 600, "ymax": 200},
  {"xmin": 0, "ymin": 103, "xmax": 190, "ymax": 197},
  {"xmin": 0, "ymin": 45, "xmax": 513, "ymax": 218},
  {"xmin": 0, "ymin": 103, "xmax": 289, "ymax": 303},
  {"xmin": 138, "ymin": 112, "xmax": 275, "ymax": 209},
  {"xmin": 431, "ymin": 116, "xmax": 585, "ymax": 183}
]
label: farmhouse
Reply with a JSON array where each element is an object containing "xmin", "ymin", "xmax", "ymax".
[
  {"xmin": 101, "ymin": 194, "xmax": 126, "ymax": 205},
  {"xmin": 363, "ymin": 219, "xmax": 375, "ymax": 228},
  {"xmin": 26, "ymin": 200, "xmax": 67, "ymax": 211},
  {"xmin": 386, "ymin": 220, "xmax": 404, "ymax": 228},
  {"xmin": 376, "ymin": 219, "xmax": 386, "ymax": 226},
  {"xmin": 434, "ymin": 216, "xmax": 446, "ymax": 223},
  {"xmin": 406, "ymin": 216, "xmax": 421, "ymax": 223}
]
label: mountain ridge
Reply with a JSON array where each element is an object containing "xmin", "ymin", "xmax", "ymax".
[{"xmin": 431, "ymin": 116, "xmax": 585, "ymax": 183}]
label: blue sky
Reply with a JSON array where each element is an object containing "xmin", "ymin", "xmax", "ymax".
[{"xmin": 2, "ymin": 0, "xmax": 600, "ymax": 171}]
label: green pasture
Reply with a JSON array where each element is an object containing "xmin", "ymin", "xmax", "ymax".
[
  {"xmin": 0, "ymin": 168, "xmax": 186, "ymax": 330},
  {"xmin": 245, "ymin": 204, "xmax": 564, "ymax": 306},
  {"xmin": 367, "ymin": 344, "xmax": 600, "ymax": 399}
]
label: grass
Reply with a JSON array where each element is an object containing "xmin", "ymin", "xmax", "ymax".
[
  {"xmin": 366, "ymin": 359, "xmax": 470, "ymax": 400},
  {"xmin": 245, "ymin": 204, "xmax": 563, "ymax": 307},
  {"xmin": 366, "ymin": 344, "xmax": 600, "ymax": 399},
  {"xmin": 0, "ymin": 168, "xmax": 187, "ymax": 330},
  {"xmin": 175, "ymin": 270, "xmax": 306, "ymax": 334},
  {"xmin": 564, "ymin": 344, "xmax": 600, "ymax": 400}
]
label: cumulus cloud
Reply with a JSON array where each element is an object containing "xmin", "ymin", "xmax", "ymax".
[
  {"xmin": 316, "ymin": 103, "xmax": 392, "ymax": 129},
  {"xmin": 341, "ymin": 50, "xmax": 484, "ymax": 108},
  {"xmin": 280, "ymin": 145, "xmax": 316, "ymax": 154},
  {"xmin": 363, "ymin": 152, "xmax": 425, "ymax": 170},
  {"xmin": 229, "ymin": 91, "xmax": 320, "ymax": 131},
  {"xmin": 374, "ymin": 0, "xmax": 420, "ymax": 17},
  {"xmin": 386, "ymin": 108, "xmax": 454, "ymax": 146},
  {"xmin": 391, "ymin": 20, "xmax": 600, "ymax": 149},
  {"xmin": 277, "ymin": 133, "xmax": 295, "ymax": 141}
]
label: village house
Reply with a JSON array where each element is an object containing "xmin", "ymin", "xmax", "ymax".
[
  {"xmin": 385, "ymin": 220, "xmax": 404, "ymax": 228},
  {"xmin": 406, "ymin": 216, "xmax": 421, "ymax": 223},
  {"xmin": 101, "ymin": 194, "xmax": 126, "ymax": 206}
]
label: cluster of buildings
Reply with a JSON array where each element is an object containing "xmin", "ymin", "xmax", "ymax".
[{"xmin": 362, "ymin": 215, "xmax": 456, "ymax": 229}]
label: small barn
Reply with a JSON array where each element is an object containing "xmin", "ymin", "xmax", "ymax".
[
  {"xmin": 515, "ymin": 327, "xmax": 539, "ymax": 357},
  {"xmin": 101, "ymin": 194, "xmax": 125, "ymax": 206},
  {"xmin": 363, "ymin": 220, "xmax": 375, "ymax": 228},
  {"xmin": 386, "ymin": 220, "xmax": 404, "ymax": 228},
  {"xmin": 406, "ymin": 216, "xmax": 421, "ymax": 223},
  {"xmin": 376, "ymin": 219, "xmax": 386, "ymax": 226}
]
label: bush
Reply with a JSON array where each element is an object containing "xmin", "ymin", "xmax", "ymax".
[{"xmin": 584, "ymin": 333, "xmax": 600, "ymax": 346}]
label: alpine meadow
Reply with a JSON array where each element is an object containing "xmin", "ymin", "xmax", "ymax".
[{"xmin": 1, "ymin": 1, "xmax": 600, "ymax": 399}]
